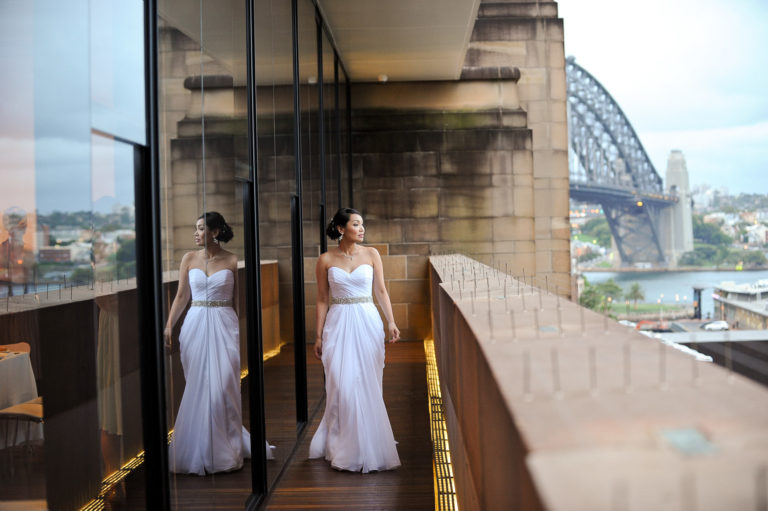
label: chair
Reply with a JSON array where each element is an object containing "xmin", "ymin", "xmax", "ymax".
[
  {"xmin": 0, "ymin": 342, "xmax": 31, "ymax": 353},
  {"xmin": 0, "ymin": 397, "xmax": 43, "ymax": 476}
]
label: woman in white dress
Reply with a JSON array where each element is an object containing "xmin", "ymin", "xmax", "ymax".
[
  {"xmin": 164, "ymin": 212, "xmax": 258, "ymax": 475},
  {"xmin": 309, "ymin": 208, "xmax": 402, "ymax": 473}
]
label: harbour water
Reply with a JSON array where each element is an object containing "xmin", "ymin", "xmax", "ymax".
[{"xmin": 582, "ymin": 269, "xmax": 768, "ymax": 318}]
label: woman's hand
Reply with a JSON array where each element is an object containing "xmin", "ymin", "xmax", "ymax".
[
  {"xmin": 313, "ymin": 338, "xmax": 323, "ymax": 359},
  {"xmin": 164, "ymin": 327, "xmax": 173, "ymax": 349},
  {"xmin": 387, "ymin": 322, "xmax": 400, "ymax": 343}
]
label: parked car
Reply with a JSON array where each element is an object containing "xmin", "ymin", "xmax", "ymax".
[{"xmin": 703, "ymin": 320, "xmax": 729, "ymax": 331}]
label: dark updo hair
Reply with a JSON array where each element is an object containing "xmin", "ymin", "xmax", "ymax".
[
  {"xmin": 199, "ymin": 211, "xmax": 234, "ymax": 243},
  {"xmin": 325, "ymin": 208, "xmax": 361, "ymax": 241}
]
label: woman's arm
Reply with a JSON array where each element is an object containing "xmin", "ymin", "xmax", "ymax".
[
  {"xmin": 313, "ymin": 255, "xmax": 330, "ymax": 359},
  {"xmin": 164, "ymin": 253, "xmax": 192, "ymax": 347},
  {"xmin": 370, "ymin": 247, "xmax": 400, "ymax": 343},
  {"xmin": 230, "ymin": 254, "xmax": 239, "ymax": 317}
]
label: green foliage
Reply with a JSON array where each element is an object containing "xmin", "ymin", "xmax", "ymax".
[
  {"xmin": 115, "ymin": 238, "xmax": 136, "ymax": 279},
  {"xmin": 692, "ymin": 214, "xmax": 732, "ymax": 246},
  {"xmin": 741, "ymin": 250, "xmax": 767, "ymax": 266},
  {"xmin": 70, "ymin": 266, "xmax": 93, "ymax": 284},
  {"xmin": 626, "ymin": 282, "xmax": 644, "ymax": 308},
  {"xmin": 679, "ymin": 242, "xmax": 767, "ymax": 268},
  {"xmin": 595, "ymin": 278, "xmax": 623, "ymax": 300},
  {"xmin": 577, "ymin": 251, "xmax": 600, "ymax": 263},
  {"xmin": 579, "ymin": 282, "xmax": 602, "ymax": 310},
  {"xmin": 580, "ymin": 217, "xmax": 612, "ymax": 248}
]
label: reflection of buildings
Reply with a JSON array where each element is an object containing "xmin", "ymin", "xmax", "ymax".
[{"xmin": 713, "ymin": 280, "xmax": 768, "ymax": 329}]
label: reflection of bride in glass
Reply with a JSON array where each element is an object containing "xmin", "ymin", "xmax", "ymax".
[{"xmin": 164, "ymin": 212, "xmax": 272, "ymax": 475}]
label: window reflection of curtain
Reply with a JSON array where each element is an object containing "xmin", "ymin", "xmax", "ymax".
[{"xmin": 95, "ymin": 294, "xmax": 123, "ymax": 474}]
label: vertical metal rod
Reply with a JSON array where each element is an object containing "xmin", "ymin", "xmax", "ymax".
[
  {"xmin": 589, "ymin": 345, "xmax": 597, "ymax": 394},
  {"xmin": 291, "ymin": 0, "xmax": 309, "ymax": 424},
  {"xmin": 345, "ymin": 74, "xmax": 353, "ymax": 207},
  {"xmin": 538, "ymin": 285, "xmax": 543, "ymax": 310},
  {"xmin": 521, "ymin": 285, "xmax": 527, "ymax": 312},
  {"xmin": 551, "ymin": 347, "xmax": 562, "ymax": 398},
  {"xmin": 624, "ymin": 340, "xmax": 632, "ymax": 392},
  {"xmin": 533, "ymin": 308, "xmax": 540, "ymax": 339},
  {"xmin": 523, "ymin": 349, "xmax": 531, "ymax": 400},
  {"xmin": 137, "ymin": 0, "xmax": 170, "ymax": 502},
  {"xmin": 244, "ymin": 0, "xmax": 268, "ymax": 494},
  {"xmin": 334, "ymin": 54, "xmax": 342, "ymax": 210},
  {"xmin": 315, "ymin": 13, "xmax": 327, "ymax": 254}
]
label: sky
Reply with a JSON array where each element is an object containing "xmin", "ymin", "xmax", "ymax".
[{"xmin": 558, "ymin": 0, "xmax": 768, "ymax": 195}]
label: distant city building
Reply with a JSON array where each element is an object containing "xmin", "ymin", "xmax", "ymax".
[
  {"xmin": 713, "ymin": 280, "xmax": 768, "ymax": 329},
  {"xmin": 38, "ymin": 248, "xmax": 71, "ymax": 263}
]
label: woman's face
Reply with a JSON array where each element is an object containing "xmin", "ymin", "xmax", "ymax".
[
  {"xmin": 194, "ymin": 219, "xmax": 217, "ymax": 246},
  {"xmin": 340, "ymin": 214, "xmax": 364, "ymax": 242}
]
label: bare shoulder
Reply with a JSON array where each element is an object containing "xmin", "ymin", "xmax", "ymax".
[
  {"xmin": 365, "ymin": 245, "xmax": 383, "ymax": 263},
  {"xmin": 180, "ymin": 250, "xmax": 198, "ymax": 268},
  {"xmin": 317, "ymin": 251, "xmax": 332, "ymax": 269}
]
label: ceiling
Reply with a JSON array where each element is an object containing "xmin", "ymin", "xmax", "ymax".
[
  {"xmin": 158, "ymin": 0, "xmax": 480, "ymax": 85},
  {"xmin": 318, "ymin": 0, "xmax": 480, "ymax": 81}
]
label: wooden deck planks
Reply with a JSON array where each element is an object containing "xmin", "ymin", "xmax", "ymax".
[{"xmin": 265, "ymin": 340, "xmax": 434, "ymax": 511}]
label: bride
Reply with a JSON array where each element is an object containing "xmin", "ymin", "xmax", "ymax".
[
  {"xmin": 164, "ymin": 212, "xmax": 271, "ymax": 475},
  {"xmin": 309, "ymin": 208, "xmax": 401, "ymax": 473}
]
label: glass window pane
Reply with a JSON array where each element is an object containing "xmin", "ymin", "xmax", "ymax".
[
  {"xmin": 0, "ymin": 1, "xmax": 145, "ymax": 508},
  {"xmin": 254, "ymin": 0, "xmax": 298, "ymax": 489}
]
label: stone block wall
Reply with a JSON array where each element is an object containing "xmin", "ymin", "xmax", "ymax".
[
  {"xmin": 465, "ymin": 0, "xmax": 571, "ymax": 293},
  {"xmin": 349, "ymin": 80, "xmax": 534, "ymax": 340}
]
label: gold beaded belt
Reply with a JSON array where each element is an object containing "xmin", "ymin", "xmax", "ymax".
[
  {"xmin": 190, "ymin": 299, "xmax": 232, "ymax": 308},
  {"xmin": 331, "ymin": 296, "xmax": 373, "ymax": 305}
]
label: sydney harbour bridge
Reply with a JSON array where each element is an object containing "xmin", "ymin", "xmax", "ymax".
[{"xmin": 566, "ymin": 57, "xmax": 693, "ymax": 267}]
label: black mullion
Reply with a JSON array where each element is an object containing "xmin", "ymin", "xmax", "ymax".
[
  {"xmin": 334, "ymin": 54, "xmax": 341, "ymax": 210},
  {"xmin": 244, "ymin": 0, "xmax": 268, "ymax": 504},
  {"xmin": 316, "ymin": 12, "xmax": 327, "ymax": 254},
  {"xmin": 291, "ymin": 0, "xmax": 308, "ymax": 426},
  {"xmin": 138, "ymin": 0, "xmax": 170, "ymax": 507},
  {"xmin": 346, "ymin": 73, "xmax": 353, "ymax": 208}
]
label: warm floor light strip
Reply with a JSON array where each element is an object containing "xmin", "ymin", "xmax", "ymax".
[
  {"xmin": 424, "ymin": 339, "xmax": 459, "ymax": 511},
  {"xmin": 79, "ymin": 343, "xmax": 291, "ymax": 509}
]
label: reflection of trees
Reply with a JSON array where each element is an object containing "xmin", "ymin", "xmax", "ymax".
[{"xmin": 115, "ymin": 238, "xmax": 136, "ymax": 279}]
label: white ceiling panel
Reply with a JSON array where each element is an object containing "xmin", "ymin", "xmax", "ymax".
[{"xmin": 318, "ymin": 0, "xmax": 480, "ymax": 81}]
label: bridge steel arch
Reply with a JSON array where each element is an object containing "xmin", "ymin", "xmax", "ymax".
[{"xmin": 566, "ymin": 57, "xmax": 675, "ymax": 265}]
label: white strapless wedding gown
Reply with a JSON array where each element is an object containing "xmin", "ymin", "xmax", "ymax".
[
  {"xmin": 170, "ymin": 268, "xmax": 272, "ymax": 475},
  {"xmin": 309, "ymin": 264, "xmax": 401, "ymax": 473}
]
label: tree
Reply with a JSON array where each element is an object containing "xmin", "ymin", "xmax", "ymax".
[
  {"xmin": 625, "ymin": 282, "xmax": 644, "ymax": 309},
  {"xmin": 579, "ymin": 282, "xmax": 602, "ymax": 310},
  {"xmin": 741, "ymin": 250, "xmax": 767, "ymax": 267},
  {"xmin": 581, "ymin": 217, "xmax": 612, "ymax": 248},
  {"xmin": 595, "ymin": 278, "xmax": 623, "ymax": 301},
  {"xmin": 692, "ymin": 215, "xmax": 732, "ymax": 246}
]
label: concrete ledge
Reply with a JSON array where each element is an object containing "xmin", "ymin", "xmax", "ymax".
[{"xmin": 429, "ymin": 254, "xmax": 768, "ymax": 511}]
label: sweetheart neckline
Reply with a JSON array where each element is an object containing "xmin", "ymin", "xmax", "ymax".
[
  {"xmin": 189, "ymin": 267, "xmax": 233, "ymax": 278},
  {"xmin": 328, "ymin": 263, "xmax": 373, "ymax": 275}
]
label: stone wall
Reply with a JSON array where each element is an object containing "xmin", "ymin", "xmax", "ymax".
[
  {"xmin": 465, "ymin": 0, "xmax": 571, "ymax": 293},
  {"xmin": 348, "ymin": 79, "xmax": 533, "ymax": 341}
]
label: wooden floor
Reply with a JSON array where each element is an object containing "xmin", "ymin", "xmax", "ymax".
[
  {"xmin": 264, "ymin": 340, "xmax": 434, "ymax": 510},
  {"xmin": 99, "ymin": 341, "xmax": 432, "ymax": 510}
]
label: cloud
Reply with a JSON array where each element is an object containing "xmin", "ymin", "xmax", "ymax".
[
  {"xmin": 640, "ymin": 122, "xmax": 768, "ymax": 193},
  {"xmin": 560, "ymin": 0, "xmax": 768, "ymax": 195}
]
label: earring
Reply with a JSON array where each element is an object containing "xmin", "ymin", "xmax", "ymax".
[{"xmin": 340, "ymin": 232, "xmax": 344, "ymax": 241}]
